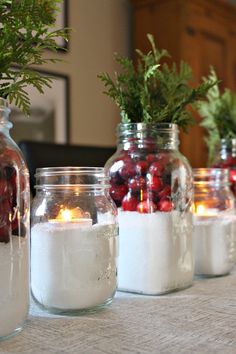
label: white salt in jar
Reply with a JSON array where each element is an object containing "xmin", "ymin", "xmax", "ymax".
[
  {"xmin": 31, "ymin": 167, "xmax": 118, "ymax": 314},
  {"xmin": 193, "ymin": 168, "xmax": 236, "ymax": 277}
]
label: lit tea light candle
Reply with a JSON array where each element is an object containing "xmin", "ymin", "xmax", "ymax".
[
  {"xmin": 49, "ymin": 207, "xmax": 93, "ymax": 225},
  {"xmin": 193, "ymin": 202, "xmax": 236, "ymax": 277}
]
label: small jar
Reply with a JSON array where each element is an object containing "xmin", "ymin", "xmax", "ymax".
[
  {"xmin": 105, "ymin": 123, "xmax": 194, "ymax": 295},
  {"xmin": 193, "ymin": 168, "xmax": 236, "ymax": 277},
  {"xmin": 213, "ymin": 139, "xmax": 236, "ymax": 197},
  {"xmin": 31, "ymin": 167, "xmax": 118, "ymax": 314},
  {"xmin": 0, "ymin": 99, "xmax": 30, "ymax": 340}
]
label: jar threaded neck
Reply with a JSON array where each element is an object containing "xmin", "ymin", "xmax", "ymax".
[{"xmin": 116, "ymin": 123, "xmax": 179, "ymax": 150}]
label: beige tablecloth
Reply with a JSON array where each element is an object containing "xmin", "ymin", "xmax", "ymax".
[{"xmin": 1, "ymin": 271, "xmax": 236, "ymax": 354}]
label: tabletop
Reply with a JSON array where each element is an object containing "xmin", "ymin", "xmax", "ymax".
[{"xmin": 1, "ymin": 270, "xmax": 236, "ymax": 354}]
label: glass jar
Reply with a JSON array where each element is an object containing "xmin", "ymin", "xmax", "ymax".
[
  {"xmin": 213, "ymin": 139, "xmax": 236, "ymax": 197},
  {"xmin": 31, "ymin": 167, "xmax": 118, "ymax": 314},
  {"xmin": 0, "ymin": 98, "xmax": 30, "ymax": 340},
  {"xmin": 105, "ymin": 123, "xmax": 193, "ymax": 295},
  {"xmin": 193, "ymin": 168, "xmax": 236, "ymax": 277}
]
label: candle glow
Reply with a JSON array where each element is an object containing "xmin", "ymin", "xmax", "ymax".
[
  {"xmin": 50, "ymin": 207, "xmax": 91, "ymax": 224},
  {"xmin": 193, "ymin": 203, "xmax": 218, "ymax": 217}
]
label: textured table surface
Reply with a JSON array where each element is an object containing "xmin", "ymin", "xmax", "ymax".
[{"xmin": 1, "ymin": 270, "xmax": 236, "ymax": 354}]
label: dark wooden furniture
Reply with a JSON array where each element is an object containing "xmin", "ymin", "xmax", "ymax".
[
  {"xmin": 19, "ymin": 141, "xmax": 116, "ymax": 195},
  {"xmin": 130, "ymin": 0, "xmax": 236, "ymax": 167}
]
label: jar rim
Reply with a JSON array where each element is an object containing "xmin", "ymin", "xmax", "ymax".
[
  {"xmin": 117, "ymin": 122, "xmax": 179, "ymax": 131},
  {"xmin": 35, "ymin": 166, "xmax": 105, "ymax": 177},
  {"xmin": 34, "ymin": 166, "xmax": 109, "ymax": 189},
  {"xmin": 193, "ymin": 168, "xmax": 230, "ymax": 185}
]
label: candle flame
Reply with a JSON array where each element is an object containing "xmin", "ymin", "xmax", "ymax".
[
  {"xmin": 50, "ymin": 207, "xmax": 91, "ymax": 223},
  {"xmin": 196, "ymin": 204, "xmax": 206, "ymax": 215},
  {"xmin": 193, "ymin": 203, "xmax": 218, "ymax": 217},
  {"xmin": 60, "ymin": 209, "xmax": 73, "ymax": 221}
]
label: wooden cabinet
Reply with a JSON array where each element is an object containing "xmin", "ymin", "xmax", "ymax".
[{"xmin": 130, "ymin": 0, "xmax": 236, "ymax": 167}]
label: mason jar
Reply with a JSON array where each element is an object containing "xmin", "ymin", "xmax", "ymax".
[
  {"xmin": 31, "ymin": 167, "xmax": 118, "ymax": 314},
  {"xmin": 193, "ymin": 168, "xmax": 236, "ymax": 277},
  {"xmin": 0, "ymin": 98, "xmax": 30, "ymax": 340},
  {"xmin": 213, "ymin": 139, "xmax": 236, "ymax": 197},
  {"xmin": 105, "ymin": 123, "xmax": 194, "ymax": 295}
]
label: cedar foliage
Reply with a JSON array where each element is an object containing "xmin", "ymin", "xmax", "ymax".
[
  {"xmin": 197, "ymin": 68, "xmax": 236, "ymax": 165},
  {"xmin": 98, "ymin": 34, "xmax": 216, "ymax": 131},
  {"xmin": 0, "ymin": 0, "xmax": 69, "ymax": 114}
]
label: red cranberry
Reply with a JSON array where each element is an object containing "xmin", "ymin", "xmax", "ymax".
[
  {"xmin": 158, "ymin": 185, "xmax": 171, "ymax": 199},
  {"xmin": 135, "ymin": 160, "xmax": 149, "ymax": 175},
  {"xmin": 122, "ymin": 193, "xmax": 139, "ymax": 211},
  {"xmin": 109, "ymin": 184, "xmax": 128, "ymax": 202},
  {"xmin": 147, "ymin": 174, "xmax": 162, "ymax": 191},
  {"xmin": 110, "ymin": 172, "xmax": 124, "ymax": 186},
  {"xmin": 149, "ymin": 161, "xmax": 164, "ymax": 176},
  {"xmin": 128, "ymin": 176, "xmax": 146, "ymax": 191},
  {"xmin": 146, "ymin": 154, "xmax": 157, "ymax": 164},
  {"xmin": 157, "ymin": 199, "xmax": 173, "ymax": 212},
  {"xmin": 120, "ymin": 162, "xmax": 136, "ymax": 180},
  {"xmin": 137, "ymin": 200, "xmax": 157, "ymax": 213},
  {"xmin": 225, "ymin": 156, "xmax": 236, "ymax": 166},
  {"xmin": 229, "ymin": 169, "xmax": 236, "ymax": 183},
  {"xmin": 0, "ymin": 225, "xmax": 10, "ymax": 243}
]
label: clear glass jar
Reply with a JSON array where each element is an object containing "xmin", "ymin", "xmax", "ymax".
[
  {"xmin": 193, "ymin": 168, "xmax": 236, "ymax": 277},
  {"xmin": 31, "ymin": 167, "xmax": 118, "ymax": 314},
  {"xmin": 105, "ymin": 123, "xmax": 194, "ymax": 295},
  {"xmin": 213, "ymin": 139, "xmax": 236, "ymax": 197},
  {"xmin": 0, "ymin": 98, "xmax": 30, "ymax": 340}
]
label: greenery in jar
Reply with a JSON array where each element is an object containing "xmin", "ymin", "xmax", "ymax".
[
  {"xmin": 0, "ymin": 0, "xmax": 69, "ymax": 115},
  {"xmin": 98, "ymin": 34, "xmax": 218, "ymax": 213},
  {"xmin": 197, "ymin": 68, "xmax": 236, "ymax": 165},
  {"xmin": 98, "ymin": 34, "xmax": 215, "ymax": 132}
]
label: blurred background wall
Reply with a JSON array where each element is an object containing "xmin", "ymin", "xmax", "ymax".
[
  {"xmin": 40, "ymin": 0, "xmax": 132, "ymax": 147},
  {"xmin": 15, "ymin": 0, "xmax": 236, "ymax": 168}
]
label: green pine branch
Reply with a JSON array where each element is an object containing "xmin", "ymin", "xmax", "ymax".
[
  {"xmin": 197, "ymin": 68, "xmax": 236, "ymax": 165},
  {"xmin": 0, "ymin": 0, "xmax": 69, "ymax": 115},
  {"xmin": 98, "ymin": 34, "xmax": 216, "ymax": 131}
]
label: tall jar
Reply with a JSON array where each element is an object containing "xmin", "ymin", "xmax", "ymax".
[
  {"xmin": 193, "ymin": 168, "xmax": 236, "ymax": 277},
  {"xmin": 31, "ymin": 167, "xmax": 118, "ymax": 314},
  {"xmin": 0, "ymin": 98, "xmax": 30, "ymax": 340},
  {"xmin": 105, "ymin": 123, "xmax": 193, "ymax": 295},
  {"xmin": 213, "ymin": 139, "xmax": 236, "ymax": 196}
]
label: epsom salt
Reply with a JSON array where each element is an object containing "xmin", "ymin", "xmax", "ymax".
[
  {"xmin": 0, "ymin": 238, "xmax": 29, "ymax": 338},
  {"xmin": 193, "ymin": 215, "xmax": 236, "ymax": 276},
  {"xmin": 31, "ymin": 222, "xmax": 118, "ymax": 311},
  {"xmin": 117, "ymin": 209, "xmax": 193, "ymax": 295}
]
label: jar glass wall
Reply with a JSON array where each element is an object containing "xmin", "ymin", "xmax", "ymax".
[
  {"xmin": 31, "ymin": 167, "xmax": 118, "ymax": 314},
  {"xmin": 193, "ymin": 168, "xmax": 236, "ymax": 277},
  {"xmin": 213, "ymin": 139, "xmax": 236, "ymax": 197},
  {"xmin": 0, "ymin": 98, "xmax": 30, "ymax": 340},
  {"xmin": 105, "ymin": 123, "xmax": 194, "ymax": 295}
]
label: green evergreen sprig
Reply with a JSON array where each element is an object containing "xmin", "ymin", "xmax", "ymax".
[
  {"xmin": 197, "ymin": 68, "xmax": 236, "ymax": 165},
  {"xmin": 98, "ymin": 34, "xmax": 215, "ymax": 131},
  {"xmin": 0, "ymin": 0, "xmax": 69, "ymax": 115}
]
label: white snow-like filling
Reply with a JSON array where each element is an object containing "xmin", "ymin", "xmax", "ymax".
[
  {"xmin": 0, "ymin": 237, "xmax": 29, "ymax": 338},
  {"xmin": 117, "ymin": 209, "xmax": 193, "ymax": 295},
  {"xmin": 193, "ymin": 214, "xmax": 236, "ymax": 276},
  {"xmin": 31, "ymin": 222, "xmax": 118, "ymax": 310}
]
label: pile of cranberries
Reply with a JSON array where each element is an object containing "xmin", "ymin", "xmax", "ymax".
[
  {"xmin": 0, "ymin": 165, "xmax": 20, "ymax": 243},
  {"xmin": 108, "ymin": 149, "xmax": 174, "ymax": 213}
]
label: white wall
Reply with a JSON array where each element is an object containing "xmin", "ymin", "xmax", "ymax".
[{"xmin": 42, "ymin": 0, "xmax": 131, "ymax": 147}]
